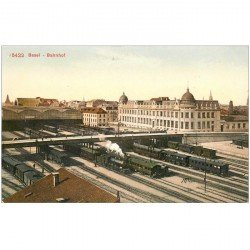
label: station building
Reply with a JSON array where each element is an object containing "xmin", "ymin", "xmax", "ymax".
[
  {"xmin": 118, "ymin": 89, "xmax": 221, "ymax": 132},
  {"xmin": 2, "ymin": 106, "xmax": 82, "ymax": 131}
]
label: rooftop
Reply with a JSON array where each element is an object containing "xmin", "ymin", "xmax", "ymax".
[
  {"xmin": 3, "ymin": 168, "xmax": 118, "ymax": 203},
  {"xmin": 82, "ymin": 107, "xmax": 107, "ymax": 114}
]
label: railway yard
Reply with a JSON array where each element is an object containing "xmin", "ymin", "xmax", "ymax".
[{"xmin": 2, "ymin": 127, "xmax": 249, "ymax": 203}]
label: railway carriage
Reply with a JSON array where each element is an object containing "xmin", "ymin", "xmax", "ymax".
[
  {"xmin": 178, "ymin": 143, "xmax": 194, "ymax": 154},
  {"xmin": 63, "ymin": 143, "xmax": 82, "ymax": 155},
  {"xmin": 133, "ymin": 143, "xmax": 162, "ymax": 159},
  {"xmin": 48, "ymin": 148, "xmax": 70, "ymax": 166},
  {"xmin": 2, "ymin": 155, "xmax": 21, "ymax": 174},
  {"xmin": 126, "ymin": 155, "xmax": 169, "ymax": 178},
  {"xmin": 44, "ymin": 125, "xmax": 58, "ymax": 133},
  {"xmin": 167, "ymin": 141, "xmax": 179, "ymax": 149},
  {"xmin": 80, "ymin": 146, "xmax": 103, "ymax": 161},
  {"xmin": 15, "ymin": 164, "xmax": 35, "ymax": 183}
]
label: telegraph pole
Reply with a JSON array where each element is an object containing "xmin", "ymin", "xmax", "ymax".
[{"xmin": 204, "ymin": 157, "xmax": 207, "ymax": 193}]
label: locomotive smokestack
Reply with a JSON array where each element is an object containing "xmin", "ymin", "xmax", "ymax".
[{"xmin": 52, "ymin": 172, "xmax": 60, "ymax": 187}]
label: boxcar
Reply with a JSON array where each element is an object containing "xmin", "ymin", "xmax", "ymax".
[
  {"xmin": 202, "ymin": 148, "xmax": 216, "ymax": 159},
  {"xmin": 23, "ymin": 170, "xmax": 43, "ymax": 186},
  {"xmin": 2, "ymin": 155, "xmax": 21, "ymax": 174},
  {"xmin": 15, "ymin": 164, "xmax": 34, "ymax": 182},
  {"xmin": 178, "ymin": 143, "xmax": 194, "ymax": 154},
  {"xmin": 193, "ymin": 146, "xmax": 203, "ymax": 156},
  {"xmin": 48, "ymin": 148, "xmax": 70, "ymax": 166}
]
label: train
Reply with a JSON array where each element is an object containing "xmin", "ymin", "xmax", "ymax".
[
  {"xmin": 167, "ymin": 141, "xmax": 216, "ymax": 159},
  {"xmin": 45, "ymin": 143, "xmax": 169, "ymax": 178},
  {"xmin": 133, "ymin": 143, "xmax": 229, "ymax": 176},
  {"xmin": 44, "ymin": 125, "xmax": 58, "ymax": 133},
  {"xmin": 232, "ymin": 139, "xmax": 249, "ymax": 148},
  {"xmin": 2, "ymin": 154, "xmax": 44, "ymax": 186},
  {"xmin": 97, "ymin": 152, "xmax": 169, "ymax": 178}
]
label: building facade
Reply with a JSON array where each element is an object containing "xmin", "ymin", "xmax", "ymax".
[
  {"xmin": 118, "ymin": 89, "xmax": 221, "ymax": 132},
  {"xmin": 221, "ymin": 115, "xmax": 248, "ymax": 132},
  {"xmin": 82, "ymin": 108, "xmax": 108, "ymax": 127},
  {"xmin": 98, "ymin": 102, "xmax": 118, "ymax": 123}
]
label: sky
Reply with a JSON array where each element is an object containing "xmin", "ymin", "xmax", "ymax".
[{"xmin": 2, "ymin": 45, "xmax": 249, "ymax": 105}]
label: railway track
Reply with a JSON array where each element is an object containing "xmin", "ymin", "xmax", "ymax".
[
  {"xmin": 69, "ymin": 168, "xmax": 146, "ymax": 203},
  {"xmin": 70, "ymin": 157, "xmax": 175, "ymax": 203}
]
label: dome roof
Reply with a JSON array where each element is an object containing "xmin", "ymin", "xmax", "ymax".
[
  {"xmin": 181, "ymin": 88, "xmax": 195, "ymax": 102},
  {"xmin": 180, "ymin": 88, "xmax": 196, "ymax": 108},
  {"xmin": 119, "ymin": 92, "xmax": 128, "ymax": 104}
]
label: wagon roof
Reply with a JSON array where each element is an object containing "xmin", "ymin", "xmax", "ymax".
[
  {"xmin": 2, "ymin": 156, "xmax": 21, "ymax": 166},
  {"xmin": 15, "ymin": 164, "xmax": 33, "ymax": 172},
  {"xmin": 189, "ymin": 156, "xmax": 228, "ymax": 167},
  {"xmin": 50, "ymin": 149, "xmax": 68, "ymax": 157},
  {"xmin": 129, "ymin": 155, "xmax": 159, "ymax": 168}
]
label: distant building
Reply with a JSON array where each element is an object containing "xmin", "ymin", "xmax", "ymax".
[
  {"xmin": 15, "ymin": 97, "xmax": 59, "ymax": 107},
  {"xmin": 118, "ymin": 89, "xmax": 221, "ymax": 132},
  {"xmin": 221, "ymin": 115, "xmax": 248, "ymax": 132},
  {"xmin": 98, "ymin": 101, "xmax": 118, "ymax": 123},
  {"xmin": 82, "ymin": 107, "xmax": 108, "ymax": 127},
  {"xmin": 2, "ymin": 106, "xmax": 82, "ymax": 130},
  {"xmin": 3, "ymin": 168, "xmax": 118, "ymax": 203},
  {"xmin": 86, "ymin": 99, "xmax": 106, "ymax": 107}
]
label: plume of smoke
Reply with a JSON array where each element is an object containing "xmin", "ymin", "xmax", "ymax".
[
  {"xmin": 98, "ymin": 133, "xmax": 106, "ymax": 142},
  {"xmin": 105, "ymin": 140, "xmax": 124, "ymax": 157}
]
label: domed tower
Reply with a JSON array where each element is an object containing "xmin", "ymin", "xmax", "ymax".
[
  {"xmin": 180, "ymin": 88, "xmax": 196, "ymax": 108},
  {"xmin": 119, "ymin": 92, "xmax": 128, "ymax": 104}
]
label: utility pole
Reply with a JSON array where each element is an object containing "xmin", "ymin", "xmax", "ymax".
[{"xmin": 204, "ymin": 157, "xmax": 207, "ymax": 193}]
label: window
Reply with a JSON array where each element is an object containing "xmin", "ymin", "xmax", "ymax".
[
  {"xmin": 191, "ymin": 113, "xmax": 194, "ymax": 118},
  {"xmin": 202, "ymin": 121, "xmax": 205, "ymax": 129},
  {"xmin": 171, "ymin": 121, "xmax": 174, "ymax": 127},
  {"xmin": 207, "ymin": 121, "xmax": 210, "ymax": 129},
  {"xmin": 198, "ymin": 122, "xmax": 201, "ymax": 129},
  {"xmin": 167, "ymin": 120, "xmax": 170, "ymax": 127},
  {"xmin": 202, "ymin": 112, "xmax": 205, "ymax": 118},
  {"xmin": 207, "ymin": 112, "xmax": 210, "ymax": 118},
  {"xmin": 185, "ymin": 112, "xmax": 189, "ymax": 118},
  {"xmin": 243, "ymin": 123, "xmax": 246, "ymax": 128},
  {"xmin": 198, "ymin": 112, "xmax": 201, "ymax": 118},
  {"xmin": 185, "ymin": 122, "xmax": 189, "ymax": 129},
  {"xmin": 181, "ymin": 122, "xmax": 184, "ymax": 129},
  {"xmin": 175, "ymin": 121, "xmax": 178, "ymax": 128},
  {"xmin": 175, "ymin": 112, "xmax": 178, "ymax": 118},
  {"xmin": 211, "ymin": 112, "xmax": 215, "ymax": 118},
  {"xmin": 171, "ymin": 112, "xmax": 174, "ymax": 118},
  {"xmin": 238, "ymin": 123, "xmax": 241, "ymax": 129},
  {"xmin": 191, "ymin": 122, "xmax": 194, "ymax": 129},
  {"xmin": 181, "ymin": 112, "xmax": 183, "ymax": 118}
]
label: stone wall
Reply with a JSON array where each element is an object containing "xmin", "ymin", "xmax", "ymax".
[{"xmin": 183, "ymin": 132, "xmax": 248, "ymax": 144}]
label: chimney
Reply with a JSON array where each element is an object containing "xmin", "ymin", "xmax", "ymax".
[
  {"xmin": 116, "ymin": 191, "xmax": 120, "ymax": 203},
  {"xmin": 53, "ymin": 172, "xmax": 60, "ymax": 187}
]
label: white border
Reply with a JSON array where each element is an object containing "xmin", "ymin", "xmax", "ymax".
[{"xmin": 1, "ymin": 1, "xmax": 249, "ymax": 250}]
